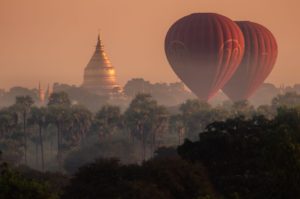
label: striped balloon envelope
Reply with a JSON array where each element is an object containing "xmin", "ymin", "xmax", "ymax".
[
  {"xmin": 165, "ymin": 13, "xmax": 245, "ymax": 101},
  {"xmin": 223, "ymin": 21, "xmax": 278, "ymax": 101}
]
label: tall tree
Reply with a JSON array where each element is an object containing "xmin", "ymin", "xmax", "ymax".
[
  {"xmin": 179, "ymin": 99, "xmax": 212, "ymax": 140},
  {"xmin": 47, "ymin": 92, "xmax": 71, "ymax": 107},
  {"xmin": 15, "ymin": 95, "xmax": 34, "ymax": 164},
  {"xmin": 0, "ymin": 107, "xmax": 22, "ymax": 164},
  {"xmin": 47, "ymin": 92, "xmax": 71, "ymax": 168},
  {"xmin": 0, "ymin": 108, "xmax": 18, "ymax": 139},
  {"xmin": 169, "ymin": 114, "xmax": 185, "ymax": 145},
  {"xmin": 93, "ymin": 105, "xmax": 121, "ymax": 139},
  {"xmin": 28, "ymin": 107, "xmax": 48, "ymax": 171},
  {"xmin": 125, "ymin": 94, "xmax": 168, "ymax": 161},
  {"xmin": 69, "ymin": 105, "xmax": 92, "ymax": 146},
  {"xmin": 47, "ymin": 105, "xmax": 70, "ymax": 168}
]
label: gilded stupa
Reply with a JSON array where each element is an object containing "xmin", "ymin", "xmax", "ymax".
[{"xmin": 82, "ymin": 34, "xmax": 119, "ymax": 95}]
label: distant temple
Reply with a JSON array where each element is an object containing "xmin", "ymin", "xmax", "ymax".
[
  {"xmin": 38, "ymin": 82, "xmax": 45, "ymax": 104},
  {"xmin": 81, "ymin": 34, "xmax": 120, "ymax": 96},
  {"xmin": 38, "ymin": 83, "xmax": 52, "ymax": 105}
]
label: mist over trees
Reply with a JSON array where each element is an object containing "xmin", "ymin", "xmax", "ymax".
[
  {"xmin": 1, "ymin": 84, "xmax": 300, "ymax": 198},
  {"xmin": 1, "ymin": 91, "xmax": 300, "ymax": 169},
  {"xmin": 2, "ymin": 79, "xmax": 299, "ymax": 111},
  {"xmin": 123, "ymin": 78, "xmax": 194, "ymax": 106}
]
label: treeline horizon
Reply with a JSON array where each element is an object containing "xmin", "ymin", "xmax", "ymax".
[{"xmin": 1, "ymin": 78, "xmax": 300, "ymax": 110}]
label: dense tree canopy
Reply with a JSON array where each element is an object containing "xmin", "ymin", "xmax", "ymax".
[
  {"xmin": 1, "ymin": 91, "xmax": 300, "ymax": 198},
  {"xmin": 178, "ymin": 108, "xmax": 300, "ymax": 199},
  {"xmin": 63, "ymin": 158, "xmax": 215, "ymax": 199},
  {"xmin": 0, "ymin": 163, "xmax": 58, "ymax": 199}
]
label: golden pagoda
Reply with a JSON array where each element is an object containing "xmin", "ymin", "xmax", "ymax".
[{"xmin": 81, "ymin": 34, "xmax": 119, "ymax": 95}]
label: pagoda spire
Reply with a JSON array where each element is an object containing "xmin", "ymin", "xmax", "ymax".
[{"xmin": 96, "ymin": 33, "xmax": 103, "ymax": 52}]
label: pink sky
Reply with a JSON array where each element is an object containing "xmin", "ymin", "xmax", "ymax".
[{"xmin": 0, "ymin": 0, "xmax": 299, "ymax": 90}]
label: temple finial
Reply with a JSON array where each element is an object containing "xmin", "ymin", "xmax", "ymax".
[
  {"xmin": 98, "ymin": 28, "xmax": 101, "ymax": 41},
  {"xmin": 96, "ymin": 30, "xmax": 103, "ymax": 51}
]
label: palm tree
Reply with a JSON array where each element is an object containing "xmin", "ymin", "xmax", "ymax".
[
  {"xmin": 0, "ymin": 108, "xmax": 18, "ymax": 140},
  {"xmin": 125, "ymin": 93, "xmax": 168, "ymax": 161},
  {"xmin": 15, "ymin": 96, "xmax": 34, "ymax": 164},
  {"xmin": 0, "ymin": 107, "xmax": 21, "ymax": 164},
  {"xmin": 93, "ymin": 105, "xmax": 121, "ymax": 140},
  {"xmin": 47, "ymin": 105, "xmax": 70, "ymax": 168},
  {"xmin": 47, "ymin": 92, "xmax": 71, "ymax": 168},
  {"xmin": 69, "ymin": 105, "xmax": 92, "ymax": 146},
  {"xmin": 28, "ymin": 107, "xmax": 48, "ymax": 170}
]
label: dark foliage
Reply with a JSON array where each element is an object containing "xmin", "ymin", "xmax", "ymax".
[
  {"xmin": 0, "ymin": 163, "xmax": 60, "ymax": 199},
  {"xmin": 178, "ymin": 110, "xmax": 300, "ymax": 199},
  {"xmin": 62, "ymin": 158, "xmax": 215, "ymax": 199}
]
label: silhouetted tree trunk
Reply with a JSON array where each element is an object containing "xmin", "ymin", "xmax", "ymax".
[
  {"xmin": 23, "ymin": 112, "xmax": 27, "ymax": 164},
  {"xmin": 178, "ymin": 127, "xmax": 184, "ymax": 145},
  {"xmin": 151, "ymin": 132, "xmax": 156, "ymax": 158},
  {"xmin": 15, "ymin": 95, "xmax": 34, "ymax": 165},
  {"xmin": 39, "ymin": 125, "xmax": 45, "ymax": 171},
  {"xmin": 50, "ymin": 134, "xmax": 54, "ymax": 157},
  {"xmin": 57, "ymin": 124, "xmax": 62, "ymax": 169},
  {"xmin": 35, "ymin": 141, "xmax": 39, "ymax": 168},
  {"xmin": 141, "ymin": 127, "xmax": 146, "ymax": 162}
]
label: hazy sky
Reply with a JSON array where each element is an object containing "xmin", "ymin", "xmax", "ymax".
[{"xmin": 0, "ymin": 0, "xmax": 299, "ymax": 90}]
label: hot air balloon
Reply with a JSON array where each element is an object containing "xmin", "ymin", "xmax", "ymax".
[
  {"xmin": 223, "ymin": 21, "xmax": 278, "ymax": 101},
  {"xmin": 165, "ymin": 13, "xmax": 245, "ymax": 101}
]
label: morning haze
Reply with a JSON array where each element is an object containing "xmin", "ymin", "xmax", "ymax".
[
  {"xmin": 2, "ymin": 2, "xmax": 300, "ymax": 198},
  {"xmin": 0, "ymin": 0, "xmax": 298, "ymax": 89}
]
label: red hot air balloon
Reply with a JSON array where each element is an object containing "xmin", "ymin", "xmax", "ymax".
[
  {"xmin": 223, "ymin": 21, "xmax": 278, "ymax": 101},
  {"xmin": 165, "ymin": 13, "xmax": 245, "ymax": 101}
]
